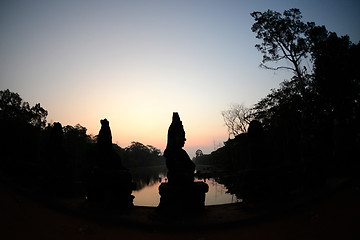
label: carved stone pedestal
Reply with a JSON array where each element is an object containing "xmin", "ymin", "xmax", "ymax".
[{"xmin": 158, "ymin": 182, "xmax": 209, "ymax": 211}]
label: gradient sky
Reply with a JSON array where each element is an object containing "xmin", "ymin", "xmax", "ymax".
[{"xmin": 1, "ymin": 0, "xmax": 360, "ymax": 157}]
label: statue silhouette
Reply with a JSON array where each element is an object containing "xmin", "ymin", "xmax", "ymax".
[
  {"xmin": 247, "ymin": 119, "xmax": 266, "ymax": 168},
  {"xmin": 158, "ymin": 113, "xmax": 208, "ymax": 212},
  {"xmin": 98, "ymin": 119, "xmax": 112, "ymax": 151},
  {"xmin": 95, "ymin": 119, "xmax": 124, "ymax": 170},
  {"xmin": 164, "ymin": 112, "xmax": 195, "ymax": 185},
  {"xmin": 86, "ymin": 119, "xmax": 134, "ymax": 208}
]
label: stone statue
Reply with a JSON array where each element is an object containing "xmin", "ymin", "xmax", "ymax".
[
  {"xmin": 158, "ymin": 113, "xmax": 208, "ymax": 212},
  {"xmin": 97, "ymin": 119, "xmax": 112, "ymax": 151},
  {"xmin": 86, "ymin": 119, "xmax": 134, "ymax": 208},
  {"xmin": 95, "ymin": 119, "xmax": 124, "ymax": 170},
  {"xmin": 44, "ymin": 122, "xmax": 66, "ymax": 194},
  {"xmin": 164, "ymin": 112, "xmax": 195, "ymax": 185}
]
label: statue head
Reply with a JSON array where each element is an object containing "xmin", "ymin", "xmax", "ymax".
[{"xmin": 166, "ymin": 112, "xmax": 186, "ymax": 149}]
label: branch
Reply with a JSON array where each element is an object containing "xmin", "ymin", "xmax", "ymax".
[
  {"xmin": 260, "ymin": 63, "xmax": 295, "ymax": 72},
  {"xmin": 295, "ymin": 49, "xmax": 308, "ymax": 62},
  {"xmin": 276, "ymin": 38, "xmax": 293, "ymax": 62}
]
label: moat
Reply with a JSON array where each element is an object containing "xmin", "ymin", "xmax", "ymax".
[{"xmin": 130, "ymin": 166, "xmax": 242, "ymax": 206}]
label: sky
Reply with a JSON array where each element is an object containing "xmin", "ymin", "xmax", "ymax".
[{"xmin": 1, "ymin": 0, "xmax": 360, "ymax": 157}]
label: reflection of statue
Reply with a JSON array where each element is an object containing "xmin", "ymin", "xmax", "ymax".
[
  {"xmin": 158, "ymin": 113, "xmax": 208, "ymax": 212},
  {"xmin": 164, "ymin": 112, "xmax": 195, "ymax": 184}
]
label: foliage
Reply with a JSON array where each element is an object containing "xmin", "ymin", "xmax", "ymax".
[
  {"xmin": 60, "ymin": 124, "xmax": 94, "ymax": 161},
  {"xmin": 0, "ymin": 89, "xmax": 48, "ymax": 128},
  {"xmin": 0, "ymin": 89, "xmax": 167, "ymax": 191},
  {"xmin": 251, "ymin": 8, "xmax": 314, "ymax": 96},
  {"xmin": 0, "ymin": 89, "xmax": 49, "ymax": 173},
  {"xmin": 250, "ymin": 9, "xmax": 360, "ymax": 131},
  {"xmin": 222, "ymin": 103, "xmax": 254, "ymax": 137},
  {"xmin": 216, "ymin": 8, "xmax": 360, "ymax": 178},
  {"xmin": 253, "ymin": 79, "xmax": 304, "ymax": 130},
  {"xmin": 0, "ymin": 89, "xmax": 23, "ymax": 119},
  {"xmin": 116, "ymin": 141, "xmax": 165, "ymax": 168},
  {"xmin": 308, "ymin": 28, "xmax": 360, "ymax": 122}
]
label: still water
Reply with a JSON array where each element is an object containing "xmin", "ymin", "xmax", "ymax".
[{"xmin": 131, "ymin": 167, "xmax": 241, "ymax": 207}]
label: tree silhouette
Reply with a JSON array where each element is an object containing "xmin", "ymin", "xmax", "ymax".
[
  {"xmin": 1, "ymin": 89, "xmax": 48, "ymax": 169},
  {"xmin": 251, "ymin": 9, "xmax": 314, "ymax": 96},
  {"xmin": 222, "ymin": 103, "xmax": 254, "ymax": 137},
  {"xmin": 122, "ymin": 141, "xmax": 164, "ymax": 167},
  {"xmin": 0, "ymin": 89, "xmax": 48, "ymax": 127},
  {"xmin": 0, "ymin": 89, "xmax": 23, "ymax": 119},
  {"xmin": 308, "ymin": 27, "xmax": 360, "ymax": 123},
  {"xmin": 29, "ymin": 103, "xmax": 48, "ymax": 129}
]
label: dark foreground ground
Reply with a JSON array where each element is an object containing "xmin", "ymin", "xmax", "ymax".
[{"xmin": 1, "ymin": 179, "xmax": 360, "ymax": 240}]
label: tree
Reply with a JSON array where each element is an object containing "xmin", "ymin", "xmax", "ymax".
[
  {"xmin": 63, "ymin": 124, "xmax": 88, "ymax": 139},
  {"xmin": 308, "ymin": 27, "xmax": 360, "ymax": 122},
  {"xmin": 250, "ymin": 11, "xmax": 360, "ymax": 167},
  {"xmin": 0, "ymin": 89, "xmax": 24, "ymax": 120},
  {"xmin": 126, "ymin": 141, "xmax": 149, "ymax": 153},
  {"xmin": 29, "ymin": 103, "xmax": 48, "ymax": 129},
  {"xmin": 251, "ymin": 9, "xmax": 314, "ymax": 96},
  {"xmin": 222, "ymin": 103, "xmax": 254, "ymax": 137},
  {"xmin": 62, "ymin": 124, "xmax": 92, "ymax": 154},
  {"xmin": 195, "ymin": 149, "xmax": 203, "ymax": 158},
  {"xmin": 124, "ymin": 142, "xmax": 164, "ymax": 167},
  {"xmin": 147, "ymin": 145, "xmax": 162, "ymax": 157},
  {"xmin": 0, "ymin": 89, "xmax": 48, "ymax": 128},
  {"xmin": 253, "ymin": 79, "xmax": 304, "ymax": 138}
]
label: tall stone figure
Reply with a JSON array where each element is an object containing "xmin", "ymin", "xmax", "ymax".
[
  {"xmin": 86, "ymin": 119, "xmax": 134, "ymax": 209},
  {"xmin": 159, "ymin": 113, "xmax": 208, "ymax": 212},
  {"xmin": 164, "ymin": 112, "xmax": 195, "ymax": 184}
]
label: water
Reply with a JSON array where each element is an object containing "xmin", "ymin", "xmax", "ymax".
[{"xmin": 131, "ymin": 167, "xmax": 241, "ymax": 207}]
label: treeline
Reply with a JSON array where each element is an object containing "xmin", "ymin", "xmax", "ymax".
[
  {"xmin": 0, "ymin": 89, "xmax": 164, "ymax": 186},
  {"xmin": 196, "ymin": 9, "xmax": 360, "ymax": 180},
  {"xmin": 114, "ymin": 142, "xmax": 165, "ymax": 168}
]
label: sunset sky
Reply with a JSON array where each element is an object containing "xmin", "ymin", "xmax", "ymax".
[{"xmin": 1, "ymin": 0, "xmax": 360, "ymax": 156}]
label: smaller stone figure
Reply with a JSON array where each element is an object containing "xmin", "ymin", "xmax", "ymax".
[
  {"xmin": 95, "ymin": 119, "xmax": 124, "ymax": 170},
  {"xmin": 98, "ymin": 119, "xmax": 112, "ymax": 151},
  {"xmin": 164, "ymin": 112, "xmax": 195, "ymax": 185},
  {"xmin": 86, "ymin": 119, "xmax": 134, "ymax": 208},
  {"xmin": 43, "ymin": 122, "xmax": 67, "ymax": 195}
]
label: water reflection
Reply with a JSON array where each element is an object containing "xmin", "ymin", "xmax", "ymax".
[
  {"xmin": 130, "ymin": 166, "xmax": 167, "ymax": 191},
  {"xmin": 130, "ymin": 166, "xmax": 241, "ymax": 207},
  {"xmin": 202, "ymin": 178, "xmax": 242, "ymax": 206}
]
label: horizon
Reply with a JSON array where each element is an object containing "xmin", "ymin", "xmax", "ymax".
[{"xmin": 1, "ymin": 0, "xmax": 360, "ymax": 157}]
